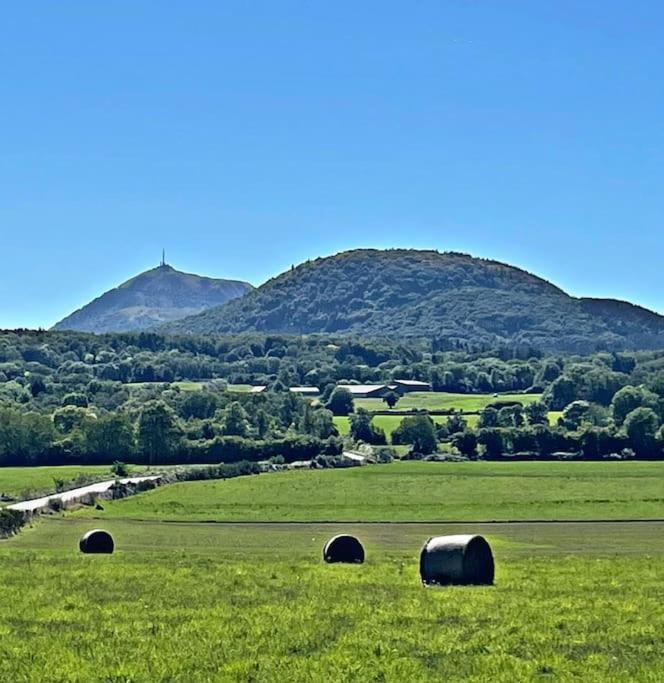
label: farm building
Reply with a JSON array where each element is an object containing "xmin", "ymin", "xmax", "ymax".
[
  {"xmin": 289, "ymin": 387, "xmax": 321, "ymax": 396},
  {"xmin": 392, "ymin": 379, "xmax": 432, "ymax": 393},
  {"xmin": 339, "ymin": 384, "xmax": 394, "ymax": 399},
  {"xmin": 249, "ymin": 386, "xmax": 267, "ymax": 394}
]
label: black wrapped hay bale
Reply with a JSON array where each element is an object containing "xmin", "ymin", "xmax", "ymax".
[
  {"xmin": 420, "ymin": 534, "xmax": 494, "ymax": 585},
  {"xmin": 79, "ymin": 529, "xmax": 114, "ymax": 554},
  {"xmin": 323, "ymin": 534, "xmax": 365, "ymax": 564}
]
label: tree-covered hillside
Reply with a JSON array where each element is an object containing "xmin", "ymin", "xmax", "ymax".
[
  {"xmin": 54, "ymin": 264, "xmax": 253, "ymax": 333},
  {"xmin": 161, "ymin": 250, "xmax": 664, "ymax": 352}
]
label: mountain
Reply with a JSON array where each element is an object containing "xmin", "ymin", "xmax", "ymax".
[
  {"xmin": 159, "ymin": 249, "xmax": 664, "ymax": 352},
  {"xmin": 53, "ymin": 264, "xmax": 253, "ymax": 333}
]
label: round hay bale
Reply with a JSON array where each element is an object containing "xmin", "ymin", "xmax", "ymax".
[
  {"xmin": 419, "ymin": 534, "xmax": 494, "ymax": 586},
  {"xmin": 323, "ymin": 534, "xmax": 365, "ymax": 564},
  {"xmin": 79, "ymin": 529, "xmax": 114, "ymax": 554}
]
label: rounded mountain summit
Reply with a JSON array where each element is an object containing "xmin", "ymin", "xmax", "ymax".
[
  {"xmin": 160, "ymin": 249, "xmax": 664, "ymax": 353},
  {"xmin": 53, "ymin": 263, "xmax": 253, "ymax": 334}
]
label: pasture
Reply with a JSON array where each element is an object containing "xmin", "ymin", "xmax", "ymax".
[
  {"xmin": 354, "ymin": 391, "xmax": 543, "ymax": 412},
  {"xmin": 73, "ymin": 461, "xmax": 664, "ymax": 522},
  {"xmin": 2, "ymin": 460, "xmax": 663, "ymax": 680},
  {"xmin": 1, "ymin": 517, "xmax": 663, "ymax": 681},
  {"xmin": 0, "ymin": 465, "xmax": 125, "ymax": 499}
]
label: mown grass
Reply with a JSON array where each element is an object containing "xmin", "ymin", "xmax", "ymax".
[
  {"xmin": 74, "ymin": 461, "xmax": 664, "ymax": 523},
  {"xmin": 354, "ymin": 391, "xmax": 543, "ymax": 412},
  {"xmin": 1, "ymin": 518, "xmax": 662, "ymax": 681},
  {"xmin": 334, "ymin": 414, "xmax": 480, "ymax": 437},
  {"xmin": 0, "ymin": 465, "xmax": 130, "ymax": 499},
  {"xmin": 335, "ymin": 411, "xmax": 565, "ymax": 439}
]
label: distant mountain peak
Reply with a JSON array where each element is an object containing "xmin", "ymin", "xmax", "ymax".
[{"xmin": 53, "ymin": 264, "xmax": 253, "ymax": 334}]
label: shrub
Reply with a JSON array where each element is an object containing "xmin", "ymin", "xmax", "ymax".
[{"xmin": 111, "ymin": 461, "xmax": 130, "ymax": 477}]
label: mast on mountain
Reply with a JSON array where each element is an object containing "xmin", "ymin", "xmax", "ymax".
[{"xmin": 161, "ymin": 249, "xmax": 166, "ymax": 267}]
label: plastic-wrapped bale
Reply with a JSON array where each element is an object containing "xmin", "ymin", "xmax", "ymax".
[
  {"xmin": 419, "ymin": 534, "xmax": 494, "ymax": 585},
  {"xmin": 323, "ymin": 534, "xmax": 365, "ymax": 564},
  {"xmin": 79, "ymin": 529, "xmax": 114, "ymax": 554}
]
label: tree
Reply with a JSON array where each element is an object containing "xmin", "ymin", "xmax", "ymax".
[
  {"xmin": 29, "ymin": 377, "xmax": 46, "ymax": 397},
  {"xmin": 612, "ymin": 386, "xmax": 659, "ymax": 427},
  {"xmin": 392, "ymin": 415, "xmax": 437, "ymax": 454},
  {"xmin": 478, "ymin": 407, "xmax": 499, "ymax": 428},
  {"xmin": 137, "ymin": 401, "xmax": 182, "ymax": 464},
  {"xmin": 326, "ymin": 387, "xmax": 354, "ymax": 416},
  {"xmin": 221, "ymin": 402, "xmax": 250, "ymax": 437},
  {"xmin": 53, "ymin": 406, "xmax": 89, "ymax": 434},
  {"xmin": 558, "ymin": 401, "xmax": 592, "ymax": 430},
  {"xmin": 349, "ymin": 408, "xmax": 386, "ymax": 445},
  {"xmin": 62, "ymin": 392, "xmax": 88, "ymax": 408},
  {"xmin": 525, "ymin": 401, "xmax": 548, "ymax": 425},
  {"xmin": 445, "ymin": 414, "xmax": 467, "ymax": 435},
  {"xmin": 178, "ymin": 391, "xmax": 218, "ymax": 420},
  {"xmin": 255, "ymin": 408, "xmax": 271, "ymax": 439},
  {"xmin": 84, "ymin": 413, "xmax": 135, "ymax": 459},
  {"xmin": 452, "ymin": 431, "xmax": 477, "ymax": 459},
  {"xmin": 624, "ymin": 408, "xmax": 660, "ymax": 458},
  {"xmin": 497, "ymin": 405, "xmax": 524, "ymax": 428},
  {"xmin": 311, "ymin": 408, "xmax": 337, "ymax": 439},
  {"xmin": 543, "ymin": 376, "xmax": 576, "ymax": 410},
  {"xmin": 382, "ymin": 391, "xmax": 400, "ymax": 409},
  {"xmin": 478, "ymin": 428, "xmax": 505, "ymax": 459}
]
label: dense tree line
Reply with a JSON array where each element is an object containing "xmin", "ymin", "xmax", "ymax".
[{"xmin": 0, "ymin": 329, "xmax": 663, "ymax": 464}]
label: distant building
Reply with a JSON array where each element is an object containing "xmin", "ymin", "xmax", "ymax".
[
  {"xmin": 339, "ymin": 384, "xmax": 393, "ymax": 399},
  {"xmin": 392, "ymin": 379, "xmax": 432, "ymax": 393},
  {"xmin": 250, "ymin": 385, "xmax": 267, "ymax": 394},
  {"xmin": 289, "ymin": 387, "xmax": 321, "ymax": 396}
]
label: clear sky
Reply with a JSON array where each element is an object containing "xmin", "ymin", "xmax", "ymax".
[{"xmin": 1, "ymin": 1, "xmax": 662, "ymax": 328}]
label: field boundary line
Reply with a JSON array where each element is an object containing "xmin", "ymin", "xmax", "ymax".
[{"xmin": 65, "ymin": 517, "xmax": 664, "ymax": 525}]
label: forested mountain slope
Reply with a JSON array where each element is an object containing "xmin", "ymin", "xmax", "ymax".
[
  {"xmin": 161, "ymin": 249, "xmax": 664, "ymax": 352},
  {"xmin": 54, "ymin": 264, "xmax": 253, "ymax": 333}
]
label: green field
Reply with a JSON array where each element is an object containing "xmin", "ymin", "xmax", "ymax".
[
  {"xmin": 336, "ymin": 411, "xmax": 562, "ymax": 441},
  {"xmin": 354, "ymin": 391, "xmax": 543, "ymax": 412},
  {"xmin": 2, "ymin": 517, "xmax": 663, "ymax": 681},
  {"xmin": 334, "ymin": 414, "xmax": 480, "ymax": 438},
  {"xmin": 0, "ymin": 465, "xmax": 129, "ymax": 499},
  {"xmin": 73, "ymin": 461, "xmax": 664, "ymax": 523}
]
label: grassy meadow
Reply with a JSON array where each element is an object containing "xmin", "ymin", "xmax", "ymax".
[
  {"xmin": 0, "ymin": 465, "xmax": 129, "ymax": 499},
  {"xmin": 354, "ymin": 391, "xmax": 543, "ymax": 412},
  {"xmin": 73, "ymin": 461, "xmax": 664, "ymax": 523},
  {"xmin": 3, "ymin": 460, "xmax": 663, "ymax": 680},
  {"xmin": 2, "ymin": 516, "xmax": 663, "ymax": 681}
]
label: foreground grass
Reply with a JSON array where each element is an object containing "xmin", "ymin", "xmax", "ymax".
[
  {"xmin": 75, "ymin": 461, "xmax": 664, "ymax": 523},
  {"xmin": 0, "ymin": 465, "xmax": 128, "ymax": 499},
  {"xmin": 1, "ymin": 518, "xmax": 662, "ymax": 681}
]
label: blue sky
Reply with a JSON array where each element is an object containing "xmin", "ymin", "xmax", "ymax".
[{"xmin": 1, "ymin": 1, "xmax": 662, "ymax": 328}]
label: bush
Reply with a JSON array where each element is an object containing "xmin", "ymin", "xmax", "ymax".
[
  {"xmin": 0, "ymin": 509, "xmax": 27, "ymax": 538},
  {"xmin": 111, "ymin": 461, "xmax": 130, "ymax": 477}
]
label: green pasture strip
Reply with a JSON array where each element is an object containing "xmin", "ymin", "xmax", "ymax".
[
  {"xmin": 335, "ymin": 414, "xmax": 481, "ymax": 438},
  {"xmin": 1, "ymin": 518, "xmax": 662, "ymax": 681},
  {"xmin": 72, "ymin": 461, "xmax": 664, "ymax": 523},
  {"xmin": 354, "ymin": 391, "xmax": 543, "ymax": 412}
]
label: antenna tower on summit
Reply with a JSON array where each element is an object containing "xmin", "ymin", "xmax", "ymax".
[{"xmin": 161, "ymin": 249, "xmax": 166, "ymax": 267}]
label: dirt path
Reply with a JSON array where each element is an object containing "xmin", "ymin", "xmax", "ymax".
[{"xmin": 5, "ymin": 476, "xmax": 162, "ymax": 512}]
